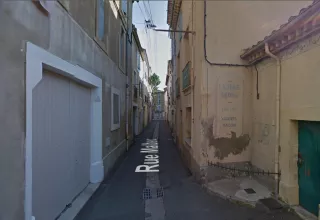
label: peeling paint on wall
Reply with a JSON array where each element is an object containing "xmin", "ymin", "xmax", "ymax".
[
  {"xmin": 201, "ymin": 117, "xmax": 250, "ymax": 159},
  {"xmin": 258, "ymin": 123, "xmax": 271, "ymax": 145}
]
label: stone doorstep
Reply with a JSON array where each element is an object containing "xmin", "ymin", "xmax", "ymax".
[
  {"xmin": 204, "ymin": 178, "xmax": 273, "ymax": 208},
  {"xmin": 205, "ymin": 178, "xmax": 320, "ymax": 219},
  {"xmin": 204, "ymin": 182, "xmax": 256, "ymax": 208},
  {"xmin": 57, "ymin": 183, "xmax": 101, "ymax": 220},
  {"xmin": 292, "ymin": 206, "xmax": 318, "ymax": 220}
]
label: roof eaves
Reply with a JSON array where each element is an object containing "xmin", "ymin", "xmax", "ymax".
[
  {"xmin": 167, "ymin": 0, "xmax": 182, "ymax": 29},
  {"xmin": 241, "ymin": 1, "xmax": 320, "ymax": 63},
  {"xmin": 132, "ymin": 26, "xmax": 143, "ymax": 55}
]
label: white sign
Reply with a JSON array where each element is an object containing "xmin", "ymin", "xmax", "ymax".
[
  {"xmin": 135, "ymin": 139, "xmax": 159, "ymax": 172},
  {"xmin": 217, "ymin": 78, "xmax": 243, "ymax": 137}
]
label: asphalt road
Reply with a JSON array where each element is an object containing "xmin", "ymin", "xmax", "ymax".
[{"xmin": 75, "ymin": 121, "xmax": 301, "ymax": 220}]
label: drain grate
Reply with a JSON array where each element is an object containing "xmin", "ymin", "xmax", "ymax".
[
  {"xmin": 156, "ymin": 187, "xmax": 164, "ymax": 198},
  {"xmin": 143, "ymin": 188, "xmax": 152, "ymax": 200},
  {"xmin": 143, "ymin": 188, "xmax": 164, "ymax": 200},
  {"xmin": 244, "ymin": 188, "xmax": 256, "ymax": 194}
]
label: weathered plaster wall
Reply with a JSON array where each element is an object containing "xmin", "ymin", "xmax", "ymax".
[
  {"xmin": 205, "ymin": 1, "xmax": 312, "ymax": 64},
  {"xmin": 200, "ymin": 65, "xmax": 252, "ymax": 165},
  {"xmin": 197, "ymin": 0, "xmax": 310, "ymax": 166},
  {"xmin": 0, "ymin": 1, "xmax": 129, "ymax": 218},
  {"xmin": 250, "ymin": 60, "xmax": 277, "ymax": 172},
  {"xmin": 278, "ymin": 33, "xmax": 320, "ymax": 205}
]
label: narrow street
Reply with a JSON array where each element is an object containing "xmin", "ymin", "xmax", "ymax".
[{"xmin": 75, "ymin": 121, "xmax": 301, "ymax": 220}]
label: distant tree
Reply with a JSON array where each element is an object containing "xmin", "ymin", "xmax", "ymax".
[{"xmin": 148, "ymin": 73, "xmax": 161, "ymax": 94}]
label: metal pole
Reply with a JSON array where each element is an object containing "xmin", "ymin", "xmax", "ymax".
[{"xmin": 154, "ymin": 29, "xmax": 195, "ymax": 34}]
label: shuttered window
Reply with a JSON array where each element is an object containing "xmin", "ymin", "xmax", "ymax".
[
  {"xmin": 182, "ymin": 62, "xmax": 190, "ymax": 89},
  {"xmin": 178, "ymin": 12, "xmax": 182, "ymax": 41},
  {"xmin": 111, "ymin": 87, "xmax": 120, "ymax": 131}
]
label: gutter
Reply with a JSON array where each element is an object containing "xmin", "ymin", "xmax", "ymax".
[
  {"xmin": 241, "ymin": 1, "xmax": 320, "ymax": 59},
  {"xmin": 264, "ymin": 42, "xmax": 281, "ymax": 198}
]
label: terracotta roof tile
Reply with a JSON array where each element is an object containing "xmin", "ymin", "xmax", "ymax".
[{"xmin": 241, "ymin": 0, "xmax": 319, "ymax": 57}]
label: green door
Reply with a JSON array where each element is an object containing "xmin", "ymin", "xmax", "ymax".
[{"xmin": 298, "ymin": 121, "xmax": 320, "ymax": 216}]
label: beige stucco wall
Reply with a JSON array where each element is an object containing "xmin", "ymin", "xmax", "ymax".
[
  {"xmin": 172, "ymin": 0, "xmax": 313, "ymax": 178},
  {"xmin": 199, "ymin": 65, "xmax": 253, "ymax": 165},
  {"xmin": 250, "ymin": 61, "xmax": 277, "ymax": 172},
  {"xmin": 193, "ymin": 0, "xmax": 311, "ymax": 168},
  {"xmin": 205, "ymin": 1, "xmax": 312, "ymax": 64},
  {"xmin": 243, "ymin": 30, "xmax": 320, "ymax": 205},
  {"xmin": 277, "ymin": 34, "xmax": 320, "ymax": 204}
]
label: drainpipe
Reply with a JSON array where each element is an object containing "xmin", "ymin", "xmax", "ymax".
[
  {"xmin": 264, "ymin": 42, "xmax": 281, "ymax": 198},
  {"xmin": 125, "ymin": 0, "xmax": 132, "ymax": 152}
]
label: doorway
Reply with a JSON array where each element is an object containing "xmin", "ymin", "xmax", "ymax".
[{"xmin": 298, "ymin": 121, "xmax": 320, "ymax": 216}]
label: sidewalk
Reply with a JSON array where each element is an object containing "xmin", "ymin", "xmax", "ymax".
[{"xmin": 75, "ymin": 121, "xmax": 302, "ymax": 220}]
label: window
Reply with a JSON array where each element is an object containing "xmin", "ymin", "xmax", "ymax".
[
  {"xmin": 96, "ymin": 0, "xmax": 105, "ymax": 41},
  {"xmin": 185, "ymin": 107, "xmax": 192, "ymax": 147},
  {"xmin": 139, "ymin": 82, "xmax": 143, "ymax": 97},
  {"xmin": 111, "ymin": 87, "xmax": 120, "ymax": 130},
  {"xmin": 137, "ymin": 52, "xmax": 140, "ymax": 71},
  {"xmin": 158, "ymin": 93, "xmax": 160, "ymax": 105},
  {"xmin": 119, "ymin": 27, "xmax": 126, "ymax": 71},
  {"xmin": 178, "ymin": 12, "xmax": 182, "ymax": 41},
  {"xmin": 182, "ymin": 62, "xmax": 191, "ymax": 89}
]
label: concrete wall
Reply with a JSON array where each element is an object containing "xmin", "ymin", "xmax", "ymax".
[{"xmin": 0, "ymin": 1, "xmax": 131, "ymax": 218}]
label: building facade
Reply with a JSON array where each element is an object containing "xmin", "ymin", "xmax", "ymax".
[
  {"xmin": 165, "ymin": 60, "xmax": 175, "ymax": 131},
  {"xmin": 153, "ymin": 90, "xmax": 165, "ymax": 120},
  {"xmin": 132, "ymin": 26, "xmax": 152, "ymax": 136},
  {"xmin": 167, "ymin": 0, "xmax": 319, "ymax": 216},
  {"xmin": 0, "ymin": 0, "xmax": 152, "ymax": 219}
]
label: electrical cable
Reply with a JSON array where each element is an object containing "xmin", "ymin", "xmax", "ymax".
[
  {"xmin": 137, "ymin": 2, "xmax": 147, "ymax": 23},
  {"xmin": 204, "ymin": 0, "xmax": 252, "ymax": 67},
  {"xmin": 147, "ymin": 0, "xmax": 154, "ymax": 24},
  {"xmin": 142, "ymin": 1, "xmax": 152, "ymax": 21}
]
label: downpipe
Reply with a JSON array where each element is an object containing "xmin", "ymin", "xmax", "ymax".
[
  {"xmin": 264, "ymin": 42, "xmax": 281, "ymax": 198},
  {"xmin": 125, "ymin": 0, "xmax": 132, "ymax": 152}
]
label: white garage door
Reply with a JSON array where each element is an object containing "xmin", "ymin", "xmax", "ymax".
[{"xmin": 32, "ymin": 70, "xmax": 91, "ymax": 220}]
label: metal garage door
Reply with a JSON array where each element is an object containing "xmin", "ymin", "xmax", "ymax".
[{"xmin": 32, "ymin": 70, "xmax": 91, "ymax": 220}]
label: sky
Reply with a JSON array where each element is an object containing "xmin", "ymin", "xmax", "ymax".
[{"xmin": 132, "ymin": 1, "xmax": 171, "ymax": 90}]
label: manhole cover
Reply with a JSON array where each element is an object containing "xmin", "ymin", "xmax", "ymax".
[
  {"xmin": 143, "ymin": 188, "xmax": 152, "ymax": 200},
  {"xmin": 244, "ymin": 188, "xmax": 256, "ymax": 194},
  {"xmin": 259, "ymin": 198, "xmax": 283, "ymax": 210}
]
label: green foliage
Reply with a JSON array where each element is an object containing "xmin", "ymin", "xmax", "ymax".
[{"xmin": 148, "ymin": 73, "xmax": 161, "ymax": 94}]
